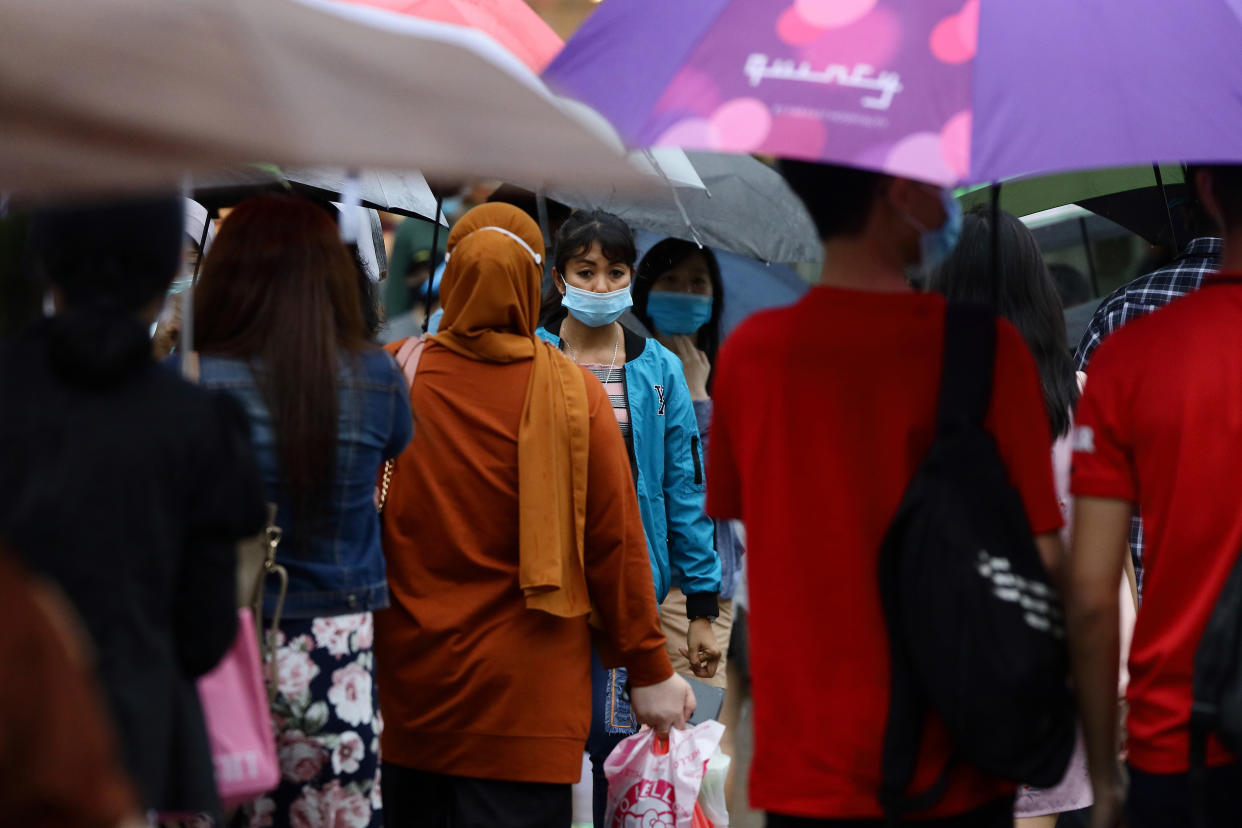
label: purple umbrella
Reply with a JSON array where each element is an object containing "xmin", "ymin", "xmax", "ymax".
[{"xmin": 544, "ymin": 0, "xmax": 1242, "ymax": 186}]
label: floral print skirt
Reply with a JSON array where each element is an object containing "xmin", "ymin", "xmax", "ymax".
[{"xmin": 244, "ymin": 612, "xmax": 383, "ymax": 828}]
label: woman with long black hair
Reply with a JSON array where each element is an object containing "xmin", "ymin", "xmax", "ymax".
[
  {"xmin": 192, "ymin": 194, "xmax": 412, "ymax": 827},
  {"xmin": 930, "ymin": 207, "xmax": 1136, "ymax": 828}
]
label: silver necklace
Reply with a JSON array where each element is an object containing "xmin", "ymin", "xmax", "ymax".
[{"xmin": 565, "ymin": 324, "xmax": 621, "ymax": 375}]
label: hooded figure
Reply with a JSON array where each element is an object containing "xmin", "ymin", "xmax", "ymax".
[{"xmin": 0, "ymin": 196, "xmax": 266, "ymax": 814}]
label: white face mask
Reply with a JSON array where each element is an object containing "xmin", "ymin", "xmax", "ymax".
[{"xmin": 561, "ymin": 281, "xmax": 633, "ymax": 328}]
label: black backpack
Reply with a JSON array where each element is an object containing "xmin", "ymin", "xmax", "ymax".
[
  {"xmin": 1189, "ymin": 548, "xmax": 1242, "ymax": 828},
  {"xmin": 877, "ymin": 303, "xmax": 1076, "ymax": 820}
]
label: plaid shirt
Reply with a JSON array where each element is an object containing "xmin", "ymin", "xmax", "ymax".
[{"xmin": 1074, "ymin": 237, "xmax": 1223, "ymax": 595}]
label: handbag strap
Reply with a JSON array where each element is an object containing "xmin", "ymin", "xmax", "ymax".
[
  {"xmin": 251, "ymin": 508, "xmax": 288, "ymax": 703},
  {"xmin": 378, "ymin": 336, "xmax": 427, "ymax": 514}
]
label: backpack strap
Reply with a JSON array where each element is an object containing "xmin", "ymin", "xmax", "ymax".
[
  {"xmin": 1189, "ymin": 548, "xmax": 1242, "ymax": 828},
  {"xmin": 879, "ymin": 304, "xmax": 997, "ymax": 823},
  {"xmin": 936, "ymin": 304, "xmax": 997, "ymax": 434},
  {"xmin": 394, "ymin": 335, "xmax": 427, "ymax": 389}
]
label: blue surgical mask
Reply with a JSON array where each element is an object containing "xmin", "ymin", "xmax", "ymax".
[
  {"xmin": 646, "ymin": 292, "xmax": 713, "ymax": 335},
  {"xmin": 562, "ymin": 282, "xmax": 633, "ymax": 328},
  {"xmin": 904, "ymin": 187, "xmax": 962, "ymax": 270}
]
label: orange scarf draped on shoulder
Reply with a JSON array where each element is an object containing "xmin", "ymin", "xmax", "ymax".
[{"xmin": 426, "ymin": 203, "xmax": 591, "ymax": 618}]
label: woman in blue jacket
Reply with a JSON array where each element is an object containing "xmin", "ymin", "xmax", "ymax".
[{"xmin": 537, "ymin": 210, "xmax": 722, "ymax": 826}]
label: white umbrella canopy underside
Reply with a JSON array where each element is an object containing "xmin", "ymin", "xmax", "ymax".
[{"xmin": 0, "ymin": 0, "xmax": 657, "ymax": 199}]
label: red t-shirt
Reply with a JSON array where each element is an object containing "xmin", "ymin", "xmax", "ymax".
[
  {"xmin": 1071, "ymin": 272, "xmax": 1242, "ymax": 774},
  {"xmin": 707, "ymin": 287, "xmax": 1063, "ymax": 819}
]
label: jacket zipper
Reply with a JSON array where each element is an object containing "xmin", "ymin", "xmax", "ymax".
[{"xmin": 691, "ymin": 436, "xmax": 703, "ymax": 485}]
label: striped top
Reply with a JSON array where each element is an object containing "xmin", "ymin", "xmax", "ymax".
[{"xmin": 582, "ymin": 364, "xmax": 630, "ymax": 439}]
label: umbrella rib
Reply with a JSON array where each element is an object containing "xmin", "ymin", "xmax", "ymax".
[{"xmin": 645, "ymin": 149, "xmax": 704, "ymax": 248}]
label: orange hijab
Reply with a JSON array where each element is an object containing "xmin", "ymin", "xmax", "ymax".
[{"xmin": 433, "ymin": 203, "xmax": 592, "ymax": 618}]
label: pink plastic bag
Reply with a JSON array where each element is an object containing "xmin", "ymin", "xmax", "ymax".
[
  {"xmin": 604, "ymin": 721, "xmax": 725, "ymax": 828},
  {"xmin": 197, "ymin": 609, "xmax": 280, "ymax": 810}
]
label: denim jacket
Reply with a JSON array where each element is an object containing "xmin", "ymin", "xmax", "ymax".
[
  {"xmin": 193, "ymin": 349, "xmax": 412, "ymax": 618},
  {"xmin": 538, "ymin": 321, "xmax": 721, "ymax": 619}
]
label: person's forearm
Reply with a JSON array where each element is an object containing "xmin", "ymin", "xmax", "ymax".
[{"xmin": 1068, "ymin": 589, "xmax": 1122, "ymax": 790}]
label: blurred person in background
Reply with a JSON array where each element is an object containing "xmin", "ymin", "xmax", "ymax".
[
  {"xmin": 1074, "ymin": 195, "xmax": 1223, "ymax": 601},
  {"xmin": 375, "ymin": 203, "xmax": 693, "ymax": 827},
  {"xmin": 632, "ymin": 237, "xmax": 747, "ymax": 790},
  {"xmin": 151, "ymin": 199, "xmax": 216, "ymax": 360},
  {"xmin": 709, "ymin": 162, "xmax": 1066, "ymax": 826},
  {"xmin": 0, "ymin": 549, "xmax": 144, "ymax": 828},
  {"xmin": 381, "ymin": 217, "xmax": 447, "ymax": 342},
  {"xmin": 931, "ymin": 208, "xmax": 1136, "ymax": 828},
  {"xmin": 191, "ymin": 194, "xmax": 412, "ymax": 827},
  {"xmin": 537, "ymin": 211, "xmax": 722, "ymax": 827},
  {"xmin": 0, "ymin": 195, "xmax": 267, "ymax": 817},
  {"xmin": 1069, "ymin": 165, "xmax": 1242, "ymax": 828}
]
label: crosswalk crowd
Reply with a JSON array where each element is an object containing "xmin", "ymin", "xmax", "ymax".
[{"xmin": 1, "ymin": 161, "xmax": 1241, "ymax": 828}]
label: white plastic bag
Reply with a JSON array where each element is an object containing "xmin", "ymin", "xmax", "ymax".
[
  {"xmin": 696, "ymin": 748, "xmax": 731, "ymax": 826},
  {"xmin": 604, "ymin": 721, "xmax": 725, "ymax": 828}
]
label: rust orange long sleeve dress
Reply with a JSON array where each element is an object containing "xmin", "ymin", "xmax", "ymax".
[{"xmin": 375, "ymin": 341, "xmax": 673, "ymax": 784}]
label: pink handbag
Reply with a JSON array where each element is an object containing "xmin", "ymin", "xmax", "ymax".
[
  {"xmin": 197, "ymin": 608, "xmax": 281, "ymax": 810},
  {"xmin": 181, "ymin": 353, "xmax": 285, "ymax": 811}
]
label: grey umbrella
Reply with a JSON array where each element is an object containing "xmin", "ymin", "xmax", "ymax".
[{"xmin": 548, "ymin": 151, "xmax": 821, "ymax": 264}]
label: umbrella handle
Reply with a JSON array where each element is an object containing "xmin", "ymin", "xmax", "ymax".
[
  {"xmin": 1153, "ymin": 163, "xmax": 1180, "ymax": 252},
  {"xmin": 989, "ymin": 181, "xmax": 1001, "ymax": 307},
  {"xmin": 424, "ymin": 195, "xmax": 443, "ymax": 333},
  {"xmin": 536, "ymin": 189, "xmax": 552, "ymax": 284}
]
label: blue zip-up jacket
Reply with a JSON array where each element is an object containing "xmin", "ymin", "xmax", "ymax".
[{"xmin": 539, "ymin": 320, "xmax": 721, "ymax": 619}]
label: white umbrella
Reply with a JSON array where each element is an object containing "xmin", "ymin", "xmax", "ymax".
[
  {"xmin": 0, "ymin": 0, "xmax": 656, "ymax": 198},
  {"xmin": 284, "ymin": 167, "xmax": 446, "ymax": 225}
]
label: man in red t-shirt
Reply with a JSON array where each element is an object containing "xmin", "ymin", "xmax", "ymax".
[
  {"xmin": 1069, "ymin": 165, "xmax": 1242, "ymax": 828},
  {"xmin": 706, "ymin": 161, "xmax": 1065, "ymax": 826}
]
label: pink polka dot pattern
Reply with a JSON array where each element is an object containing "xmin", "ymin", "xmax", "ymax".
[
  {"xmin": 708, "ymin": 98, "xmax": 773, "ymax": 152},
  {"xmin": 794, "ymin": 0, "xmax": 877, "ymax": 30},
  {"xmin": 766, "ymin": 113, "xmax": 829, "ymax": 158},
  {"xmin": 800, "ymin": 5, "xmax": 902, "ymax": 70},
  {"xmin": 654, "ymin": 66, "xmax": 724, "ymax": 115},
  {"xmin": 885, "ymin": 132, "xmax": 955, "ymax": 185},
  {"xmin": 930, "ymin": 0, "xmax": 979, "ymax": 64},
  {"xmin": 776, "ymin": 5, "xmax": 825, "ymax": 46},
  {"xmin": 654, "ymin": 118, "xmax": 715, "ymax": 151},
  {"xmin": 939, "ymin": 110, "xmax": 972, "ymax": 180}
]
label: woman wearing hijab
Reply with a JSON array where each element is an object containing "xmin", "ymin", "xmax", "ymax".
[{"xmin": 375, "ymin": 203, "xmax": 694, "ymax": 827}]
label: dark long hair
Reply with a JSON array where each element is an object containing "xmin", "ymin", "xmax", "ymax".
[
  {"xmin": 538, "ymin": 209, "xmax": 637, "ymax": 327},
  {"xmin": 929, "ymin": 207, "xmax": 1079, "ymax": 437},
  {"xmin": 633, "ymin": 238, "xmax": 725, "ymax": 367},
  {"xmin": 194, "ymin": 195, "xmax": 371, "ymax": 530}
]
